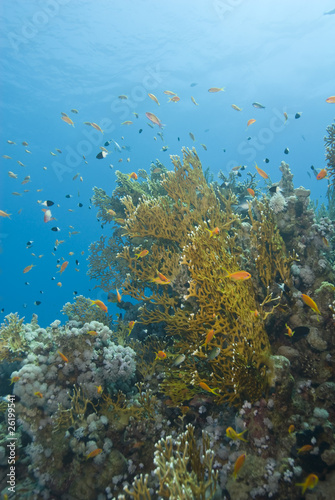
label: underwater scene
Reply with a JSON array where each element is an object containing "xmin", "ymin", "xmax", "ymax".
[{"xmin": 1, "ymin": 1, "xmax": 335, "ymax": 499}]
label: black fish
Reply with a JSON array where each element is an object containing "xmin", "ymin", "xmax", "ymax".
[
  {"xmin": 190, "ymin": 82, "xmax": 197, "ymax": 87},
  {"xmin": 25, "ymin": 282, "xmax": 30, "ymax": 285},
  {"xmin": 269, "ymin": 183, "xmax": 281, "ymax": 194},
  {"xmin": 139, "ymin": 129, "xmax": 143, "ymax": 134},
  {"xmin": 78, "ymin": 203, "xmax": 83, "ymax": 207},
  {"xmin": 1, "ymin": 308, "xmax": 4, "ymax": 313},
  {"xmin": 96, "ymin": 151, "xmax": 107, "ymax": 159},
  {"xmin": 264, "ymin": 158, "xmax": 270, "ymax": 163},
  {"xmin": 65, "ymin": 194, "xmax": 72, "ymax": 198},
  {"xmin": 34, "ymin": 301, "xmax": 41, "ymax": 306},
  {"xmin": 295, "ymin": 112, "xmax": 302, "ymax": 119},
  {"xmin": 54, "ymin": 246, "xmax": 57, "ymax": 251},
  {"xmin": 26, "ymin": 240, "xmax": 33, "ymax": 247},
  {"xmin": 51, "ymin": 277, "xmax": 55, "ymax": 280},
  {"xmin": 284, "ymin": 148, "xmax": 289, "ymax": 154},
  {"xmin": 57, "ymin": 259, "xmax": 60, "ymax": 263},
  {"xmin": 40, "ymin": 290, "xmax": 44, "ymax": 294},
  {"xmin": 51, "ymin": 227, "xmax": 60, "ymax": 232},
  {"xmin": 46, "ymin": 200, "xmax": 54, "ymax": 206},
  {"xmin": 76, "ymin": 260, "xmax": 79, "ymax": 265},
  {"xmin": 73, "ymin": 291, "xmax": 78, "ymax": 295},
  {"xmin": 104, "ymin": 140, "xmax": 111, "ymax": 147}
]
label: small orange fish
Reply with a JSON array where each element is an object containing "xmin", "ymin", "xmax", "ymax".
[
  {"xmin": 96, "ymin": 385, "xmax": 103, "ymax": 394},
  {"xmin": 122, "ymin": 120, "xmax": 133, "ymax": 125},
  {"xmin": 59, "ymin": 261, "xmax": 69, "ymax": 275},
  {"xmin": 255, "ymin": 164, "xmax": 269, "ymax": 179},
  {"xmin": 151, "ymin": 277, "xmax": 171, "ymax": 285},
  {"xmin": 288, "ymin": 424, "xmax": 295, "ymax": 434},
  {"xmin": 301, "ymin": 294, "xmax": 320, "ymax": 315},
  {"xmin": 155, "ymin": 350, "xmax": 167, "ymax": 360},
  {"xmin": 90, "ymin": 299, "xmax": 108, "ymax": 313},
  {"xmin": 168, "ymin": 96, "xmax": 180, "ymax": 102},
  {"xmin": 57, "ymin": 282, "xmax": 62, "ymax": 287},
  {"xmin": 148, "ymin": 93, "xmax": 160, "ymax": 105},
  {"xmin": 116, "ymin": 289, "xmax": 122, "ymax": 303},
  {"xmin": 247, "ymin": 118, "xmax": 256, "ymax": 127},
  {"xmin": 127, "ymin": 172, "xmax": 138, "ymax": 180},
  {"xmin": 322, "ymin": 236, "xmax": 329, "ymax": 247},
  {"xmin": 233, "ymin": 453, "xmax": 246, "ymax": 479},
  {"xmin": 135, "ymin": 249, "xmax": 149, "ymax": 259},
  {"xmin": 57, "ymin": 351, "xmax": 69, "ymax": 363},
  {"xmin": 86, "ymin": 448, "xmax": 102, "ymax": 460},
  {"xmin": 316, "ymin": 168, "xmax": 327, "ymax": 180},
  {"xmin": 23, "ymin": 264, "xmax": 35, "ymax": 274},
  {"xmin": 61, "ymin": 115, "xmax": 74, "ymax": 127},
  {"xmin": 128, "ymin": 320, "xmax": 136, "ymax": 335},
  {"xmin": 298, "ymin": 444, "xmax": 313, "ymax": 455},
  {"xmin": 206, "ymin": 227, "xmax": 220, "ymax": 238},
  {"xmin": 91, "ymin": 122, "xmax": 103, "ymax": 133},
  {"xmin": 208, "ymin": 87, "xmax": 225, "ymax": 92},
  {"xmin": 285, "ymin": 324, "xmax": 295, "ymax": 337},
  {"xmin": 202, "ymin": 329, "xmax": 215, "ymax": 348},
  {"xmin": 223, "ymin": 269, "xmax": 251, "ymax": 281},
  {"xmin": 226, "ymin": 427, "xmax": 247, "ymax": 442},
  {"xmin": 145, "ymin": 112, "xmax": 163, "ymax": 128},
  {"xmin": 325, "ymin": 96, "xmax": 335, "ymax": 103},
  {"xmin": 199, "ymin": 381, "xmax": 220, "ymax": 396},
  {"xmin": 87, "ymin": 330, "xmax": 98, "ymax": 336},
  {"xmin": 163, "ymin": 90, "xmax": 176, "ymax": 96},
  {"xmin": 157, "ymin": 271, "xmax": 170, "ymax": 282},
  {"xmin": 231, "ymin": 104, "xmax": 242, "ymax": 111},
  {"xmin": 34, "ymin": 392, "xmax": 43, "ymax": 398},
  {"xmin": 0, "ymin": 210, "xmax": 11, "ymax": 218},
  {"xmin": 106, "ymin": 209, "xmax": 116, "ymax": 216},
  {"xmin": 251, "ymin": 309, "xmax": 260, "ymax": 319},
  {"xmin": 10, "ymin": 376, "xmax": 20, "ymax": 384},
  {"xmin": 247, "ymin": 188, "xmax": 255, "ymax": 197},
  {"xmin": 296, "ymin": 473, "xmax": 318, "ymax": 494}
]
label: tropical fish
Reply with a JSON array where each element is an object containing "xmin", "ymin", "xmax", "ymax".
[
  {"xmin": 135, "ymin": 249, "xmax": 149, "ymax": 259},
  {"xmin": 34, "ymin": 392, "xmax": 43, "ymax": 398},
  {"xmin": 57, "ymin": 351, "xmax": 69, "ymax": 363},
  {"xmin": 199, "ymin": 381, "xmax": 220, "ymax": 396},
  {"xmin": 295, "ymin": 112, "xmax": 302, "ymax": 119},
  {"xmin": 325, "ymin": 96, "xmax": 335, "ymax": 103},
  {"xmin": 57, "ymin": 282, "xmax": 62, "ymax": 287},
  {"xmin": 202, "ymin": 329, "xmax": 215, "ymax": 348},
  {"xmin": 316, "ymin": 168, "xmax": 327, "ymax": 180},
  {"xmin": 247, "ymin": 188, "xmax": 255, "ymax": 197},
  {"xmin": 61, "ymin": 115, "xmax": 74, "ymax": 127},
  {"xmin": 10, "ymin": 376, "xmax": 20, "ymax": 385},
  {"xmin": 86, "ymin": 448, "xmax": 102, "ymax": 459},
  {"xmin": 284, "ymin": 112, "xmax": 288, "ymax": 122},
  {"xmin": 71, "ymin": 109, "xmax": 79, "ymax": 114},
  {"xmin": 207, "ymin": 347, "xmax": 221, "ymax": 360},
  {"xmin": 128, "ymin": 320, "xmax": 136, "ymax": 335},
  {"xmin": 301, "ymin": 294, "xmax": 320, "ymax": 315},
  {"xmin": 87, "ymin": 330, "xmax": 98, "ymax": 336},
  {"xmin": 252, "ymin": 102, "xmax": 265, "ymax": 109},
  {"xmin": 205, "ymin": 227, "xmax": 220, "ymax": 237},
  {"xmin": 296, "ymin": 474, "xmax": 318, "ymax": 494},
  {"xmin": 255, "ymin": 164, "xmax": 269, "ymax": 179},
  {"xmin": 285, "ymin": 324, "xmax": 295, "ymax": 337},
  {"xmin": 189, "ymin": 132, "xmax": 195, "ymax": 141},
  {"xmin": 155, "ymin": 350, "xmax": 167, "ymax": 360},
  {"xmin": 201, "ymin": 143, "xmax": 207, "ymax": 150},
  {"xmin": 127, "ymin": 172, "xmax": 138, "ymax": 180},
  {"xmin": 118, "ymin": 95, "xmax": 128, "ymax": 99},
  {"xmin": 96, "ymin": 385, "xmax": 103, "ymax": 394},
  {"xmin": 223, "ymin": 269, "xmax": 251, "ymax": 281},
  {"xmin": 116, "ymin": 289, "xmax": 122, "ymax": 303},
  {"xmin": 91, "ymin": 122, "xmax": 103, "ymax": 133},
  {"xmin": 7, "ymin": 140, "xmax": 16, "ymax": 144},
  {"xmin": 288, "ymin": 424, "xmax": 295, "ymax": 434},
  {"xmin": 0, "ymin": 210, "xmax": 11, "ymax": 218},
  {"xmin": 163, "ymin": 90, "xmax": 176, "ymax": 96},
  {"xmin": 191, "ymin": 96, "xmax": 198, "ymax": 105},
  {"xmin": 173, "ymin": 354, "xmax": 185, "ymax": 366},
  {"xmin": 90, "ymin": 299, "xmax": 108, "ymax": 313},
  {"xmin": 145, "ymin": 112, "xmax": 163, "ymax": 128},
  {"xmin": 17, "ymin": 161, "xmax": 25, "ymax": 166},
  {"xmin": 233, "ymin": 453, "xmax": 246, "ymax": 479},
  {"xmin": 148, "ymin": 93, "xmax": 160, "ymax": 105},
  {"xmin": 208, "ymin": 87, "xmax": 225, "ymax": 92},
  {"xmin": 297, "ymin": 444, "xmax": 313, "ymax": 455},
  {"xmin": 231, "ymin": 104, "xmax": 242, "ymax": 111},
  {"xmin": 122, "ymin": 120, "xmax": 133, "ymax": 125},
  {"xmin": 168, "ymin": 96, "xmax": 180, "ymax": 102},
  {"xmin": 3, "ymin": 155, "xmax": 12, "ymax": 159},
  {"xmin": 247, "ymin": 118, "xmax": 256, "ymax": 127},
  {"xmin": 151, "ymin": 277, "xmax": 171, "ymax": 285},
  {"xmin": 23, "ymin": 264, "xmax": 35, "ymax": 273},
  {"xmin": 59, "ymin": 261, "xmax": 69, "ymax": 275},
  {"xmin": 226, "ymin": 427, "xmax": 247, "ymax": 442}
]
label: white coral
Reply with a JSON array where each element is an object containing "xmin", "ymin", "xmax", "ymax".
[{"xmin": 269, "ymin": 192, "xmax": 287, "ymax": 214}]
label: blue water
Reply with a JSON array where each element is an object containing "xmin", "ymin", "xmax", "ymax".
[{"xmin": 1, "ymin": 0, "xmax": 335, "ymax": 327}]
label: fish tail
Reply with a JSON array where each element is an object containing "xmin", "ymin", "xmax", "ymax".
[
  {"xmin": 222, "ymin": 268, "xmax": 229, "ymax": 278},
  {"xmin": 212, "ymin": 388, "xmax": 220, "ymax": 396}
]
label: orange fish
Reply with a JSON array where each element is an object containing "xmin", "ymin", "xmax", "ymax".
[
  {"xmin": 122, "ymin": 121, "xmax": 133, "ymax": 125},
  {"xmin": 226, "ymin": 427, "xmax": 247, "ymax": 442},
  {"xmin": 285, "ymin": 324, "xmax": 295, "ymax": 337},
  {"xmin": 59, "ymin": 261, "xmax": 69, "ymax": 275},
  {"xmin": 316, "ymin": 168, "xmax": 327, "ymax": 180},
  {"xmin": 128, "ymin": 320, "xmax": 136, "ymax": 335},
  {"xmin": 247, "ymin": 188, "xmax": 255, "ymax": 197},
  {"xmin": 301, "ymin": 294, "xmax": 320, "ymax": 315},
  {"xmin": 57, "ymin": 282, "xmax": 62, "ymax": 287},
  {"xmin": 325, "ymin": 96, "xmax": 335, "ymax": 103},
  {"xmin": 163, "ymin": 90, "xmax": 176, "ymax": 96},
  {"xmin": 90, "ymin": 299, "xmax": 108, "ymax": 313},
  {"xmin": 199, "ymin": 381, "xmax": 220, "ymax": 396},
  {"xmin": 155, "ymin": 350, "xmax": 167, "ymax": 360},
  {"xmin": 296, "ymin": 473, "xmax": 318, "ymax": 494},
  {"xmin": 288, "ymin": 424, "xmax": 295, "ymax": 434},
  {"xmin": 57, "ymin": 351, "xmax": 69, "ymax": 363},
  {"xmin": 91, "ymin": 122, "xmax": 103, "ymax": 133},
  {"xmin": 148, "ymin": 93, "xmax": 160, "ymax": 105},
  {"xmin": 127, "ymin": 172, "xmax": 138, "ymax": 180},
  {"xmin": 61, "ymin": 115, "xmax": 74, "ymax": 127},
  {"xmin": 145, "ymin": 112, "xmax": 163, "ymax": 128},
  {"xmin": 135, "ymin": 249, "xmax": 149, "ymax": 259},
  {"xmin": 23, "ymin": 264, "xmax": 35, "ymax": 274},
  {"xmin": 255, "ymin": 164, "xmax": 269, "ymax": 179},
  {"xmin": 0, "ymin": 210, "xmax": 11, "ymax": 218},
  {"xmin": 116, "ymin": 289, "xmax": 122, "ymax": 303},
  {"xmin": 96, "ymin": 385, "xmax": 103, "ymax": 394},
  {"xmin": 168, "ymin": 96, "xmax": 180, "ymax": 102},
  {"xmin": 223, "ymin": 269, "xmax": 251, "ymax": 281},
  {"xmin": 151, "ymin": 277, "xmax": 171, "ymax": 285},
  {"xmin": 233, "ymin": 453, "xmax": 246, "ymax": 479},
  {"xmin": 106, "ymin": 209, "xmax": 116, "ymax": 216},
  {"xmin": 86, "ymin": 448, "xmax": 102, "ymax": 460},
  {"xmin": 247, "ymin": 119, "xmax": 256, "ymax": 127},
  {"xmin": 206, "ymin": 227, "xmax": 220, "ymax": 238},
  {"xmin": 208, "ymin": 87, "xmax": 225, "ymax": 92},
  {"xmin": 87, "ymin": 330, "xmax": 98, "ymax": 336},
  {"xmin": 231, "ymin": 104, "xmax": 242, "ymax": 111},
  {"xmin": 34, "ymin": 392, "xmax": 43, "ymax": 398},
  {"xmin": 157, "ymin": 271, "xmax": 170, "ymax": 283},
  {"xmin": 10, "ymin": 376, "xmax": 20, "ymax": 385},
  {"xmin": 202, "ymin": 329, "xmax": 215, "ymax": 348},
  {"xmin": 298, "ymin": 444, "xmax": 313, "ymax": 455}
]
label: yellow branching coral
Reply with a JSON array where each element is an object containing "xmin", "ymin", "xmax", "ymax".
[{"xmin": 0, "ymin": 313, "xmax": 28, "ymax": 361}]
